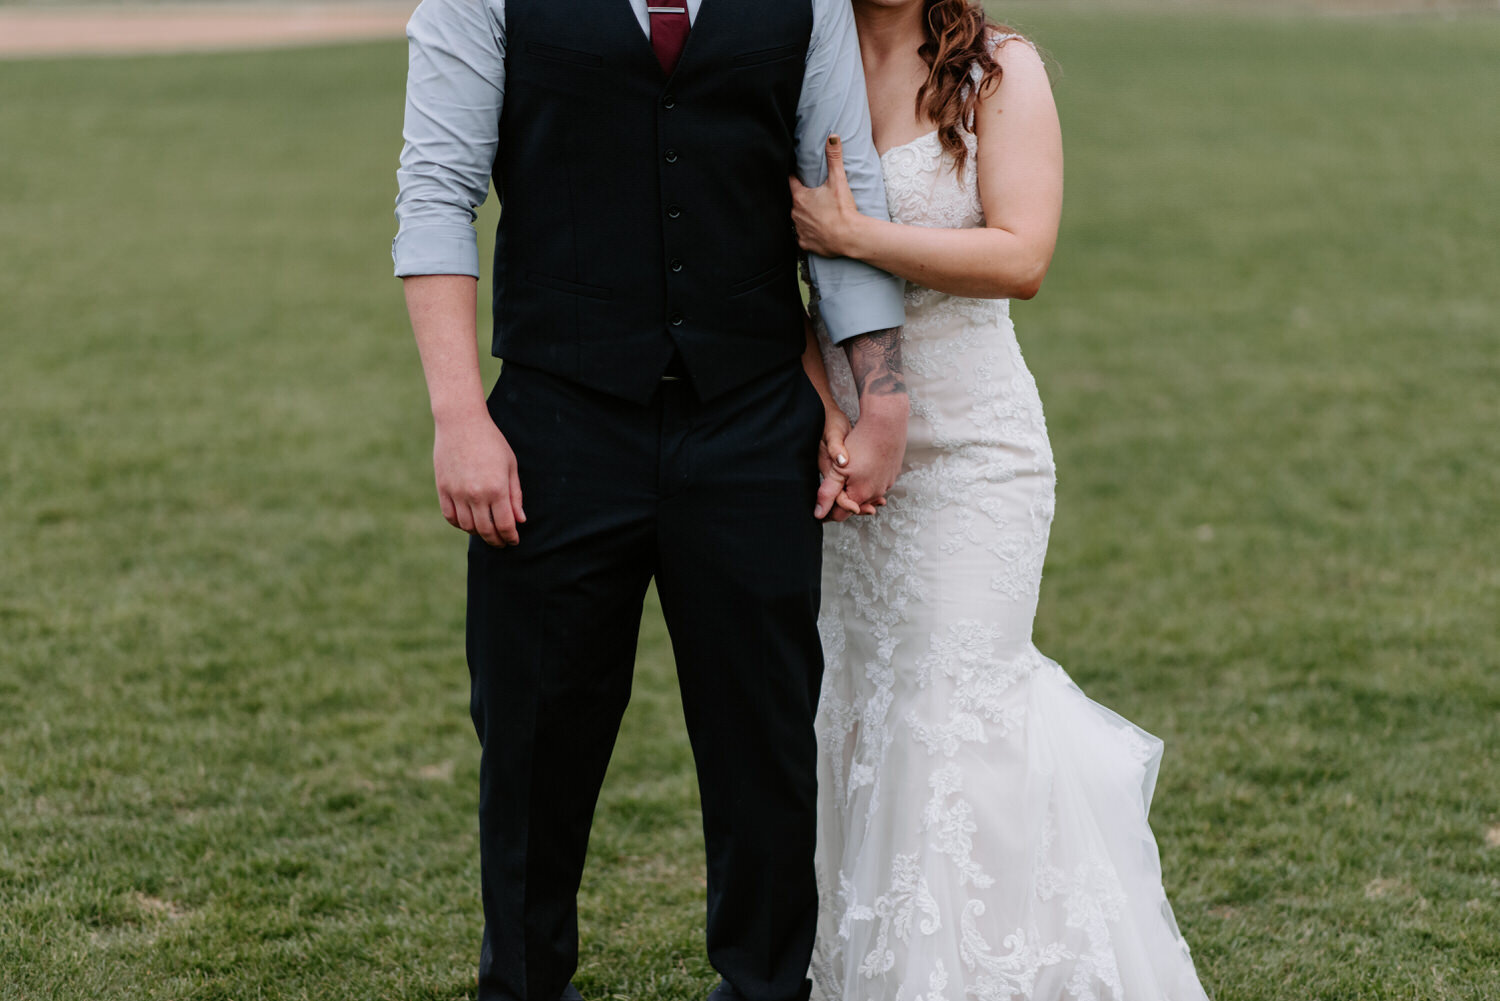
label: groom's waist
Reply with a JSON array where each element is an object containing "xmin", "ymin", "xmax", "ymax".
[
  {"xmin": 491, "ymin": 312, "xmax": 805, "ymax": 405},
  {"xmin": 491, "ymin": 236, "xmax": 807, "ymax": 402}
]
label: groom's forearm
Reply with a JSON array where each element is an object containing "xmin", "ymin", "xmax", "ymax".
[
  {"xmin": 843, "ymin": 327, "xmax": 908, "ymax": 406},
  {"xmin": 403, "ymin": 274, "xmax": 489, "ymax": 426},
  {"xmin": 837, "ymin": 327, "xmax": 908, "ymax": 507}
]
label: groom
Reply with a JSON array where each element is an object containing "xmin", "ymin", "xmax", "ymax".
[{"xmin": 394, "ymin": 1, "xmax": 906, "ymax": 999}]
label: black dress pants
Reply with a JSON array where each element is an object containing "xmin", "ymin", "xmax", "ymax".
[{"xmin": 466, "ymin": 361, "xmax": 825, "ymax": 1001}]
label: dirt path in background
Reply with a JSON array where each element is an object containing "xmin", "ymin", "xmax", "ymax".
[
  {"xmin": 0, "ymin": 3, "xmax": 414, "ymax": 59},
  {"xmin": 0, "ymin": 0, "xmax": 1492, "ymax": 60}
]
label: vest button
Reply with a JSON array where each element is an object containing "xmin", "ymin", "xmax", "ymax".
[
  {"xmin": 670, "ymin": 259, "xmax": 683, "ymax": 272},
  {"xmin": 670, "ymin": 313, "xmax": 684, "ymax": 326},
  {"xmin": 664, "ymin": 149, "xmax": 678, "ymax": 164},
  {"xmin": 667, "ymin": 205, "xmax": 682, "ymax": 219},
  {"xmin": 663, "ymin": 94, "xmax": 676, "ymax": 109}
]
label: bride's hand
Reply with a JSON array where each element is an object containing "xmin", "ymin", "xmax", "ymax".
[
  {"xmin": 790, "ymin": 134, "xmax": 864, "ymax": 259},
  {"xmin": 814, "ymin": 405, "xmax": 871, "ymax": 522}
]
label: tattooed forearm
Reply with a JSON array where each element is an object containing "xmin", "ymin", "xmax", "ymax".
[{"xmin": 843, "ymin": 327, "xmax": 907, "ymax": 398}]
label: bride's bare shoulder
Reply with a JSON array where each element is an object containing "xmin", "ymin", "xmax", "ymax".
[
  {"xmin": 969, "ymin": 29, "xmax": 1047, "ymax": 113},
  {"xmin": 987, "ymin": 28, "xmax": 1047, "ymax": 78}
]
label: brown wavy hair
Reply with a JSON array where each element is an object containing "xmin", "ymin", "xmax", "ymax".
[{"xmin": 916, "ymin": 0, "xmax": 1015, "ymax": 174}]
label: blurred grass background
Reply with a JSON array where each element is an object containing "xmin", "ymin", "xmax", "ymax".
[{"xmin": 2, "ymin": 3, "xmax": 1498, "ymax": 999}]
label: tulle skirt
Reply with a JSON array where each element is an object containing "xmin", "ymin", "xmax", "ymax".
[{"xmin": 811, "ymin": 644, "xmax": 1210, "ymax": 1001}]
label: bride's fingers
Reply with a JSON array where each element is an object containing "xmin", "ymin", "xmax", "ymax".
[
  {"xmin": 825, "ymin": 134, "xmax": 851, "ymax": 199},
  {"xmin": 823, "ymin": 425, "xmax": 850, "ymax": 470}
]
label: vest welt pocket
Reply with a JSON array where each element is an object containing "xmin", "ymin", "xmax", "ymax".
[
  {"xmin": 526, "ymin": 271, "xmax": 614, "ymax": 301},
  {"xmin": 525, "ymin": 41, "xmax": 605, "ymax": 67},
  {"xmin": 726, "ymin": 262, "xmax": 791, "ymax": 297},
  {"xmin": 730, "ymin": 43, "xmax": 804, "ymax": 68}
]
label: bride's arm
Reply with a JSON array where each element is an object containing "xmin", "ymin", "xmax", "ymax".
[
  {"xmin": 791, "ymin": 39, "xmax": 1063, "ymax": 301},
  {"xmin": 800, "ymin": 311, "xmax": 845, "ymax": 428}
]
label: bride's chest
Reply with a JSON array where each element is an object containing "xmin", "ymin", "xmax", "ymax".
[{"xmin": 879, "ymin": 130, "xmax": 985, "ymax": 230}]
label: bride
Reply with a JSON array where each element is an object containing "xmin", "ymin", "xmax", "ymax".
[{"xmin": 792, "ymin": 2, "xmax": 1211, "ymax": 999}]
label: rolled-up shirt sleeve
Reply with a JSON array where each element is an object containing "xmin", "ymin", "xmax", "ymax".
[
  {"xmin": 392, "ymin": 0, "xmax": 506, "ymax": 278},
  {"xmin": 797, "ymin": 0, "xmax": 906, "ymax": 343}
]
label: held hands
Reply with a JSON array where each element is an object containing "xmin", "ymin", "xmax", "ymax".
[
  {"xmin": 839, "ymin": 398, "xmax": 908, "ymax": 515},
  {"xmin": 812, "ymin": 401, "xmax": 909, "ymax": 523},
  {"xmin": 790, "ymin": 134, "xmax": 863, "ymax": 258},
  {"xmin": 433, "ymin": 411, "xmax": 526, "ymax": 547},
  {"xmin": 814, "ymin": 406, "xmax": 871, "ymax": 522}
]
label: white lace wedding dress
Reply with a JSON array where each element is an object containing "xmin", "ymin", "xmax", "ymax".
[{"xmin": 808, "ymin": 80, "xmax": 1211, "ymax": 1001}]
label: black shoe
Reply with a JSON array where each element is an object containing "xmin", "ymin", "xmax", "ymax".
[
  {"xmin": 707, "ymin": 979, "xmax": 811, "ymax": 1001},
  {"xmin": 560, "ymin": 984, "xmax": 584, "ymax": 1001}
]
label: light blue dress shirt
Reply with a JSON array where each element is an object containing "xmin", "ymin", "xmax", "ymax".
[{"xmin": 393, "ymin": 0, "xmax": 905, "ymax": 343}]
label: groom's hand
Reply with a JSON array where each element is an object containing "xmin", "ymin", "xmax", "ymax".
[
  {"xmin": 433, "ymin": 412, "xmax": 526, "ymax": 547},
  {"xmin": 840, "ymin": 400, "xmax": 908, "ymax": 511}
]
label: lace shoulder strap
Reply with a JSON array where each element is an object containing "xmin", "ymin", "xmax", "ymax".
[{"xmin": 971, "ymin": 31, "xmax": 1035, "ymax": 84}]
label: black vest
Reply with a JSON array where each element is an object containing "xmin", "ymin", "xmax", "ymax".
[{"xmin": 494, "ymin": 0, "xmax": 814, "ymax": 403}]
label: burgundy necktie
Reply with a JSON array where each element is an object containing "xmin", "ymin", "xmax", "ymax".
[{"xmin": 648, "ymin": 1, "xmax": 690, "ymax": 76}]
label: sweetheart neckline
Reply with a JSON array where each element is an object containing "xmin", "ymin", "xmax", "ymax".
[{"xmin": 876, "ymin": 128, "xmax": 939, "ymax": 160}]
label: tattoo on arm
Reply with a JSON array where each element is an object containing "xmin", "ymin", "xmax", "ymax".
[{"xmin": 843, "ymin": 327, "xmax": 907, "ymax": 398}]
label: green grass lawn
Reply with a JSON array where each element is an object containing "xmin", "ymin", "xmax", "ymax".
[{"xmin": 2, "ymin": 6, "xmax": 1498, "ymax": 999}]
